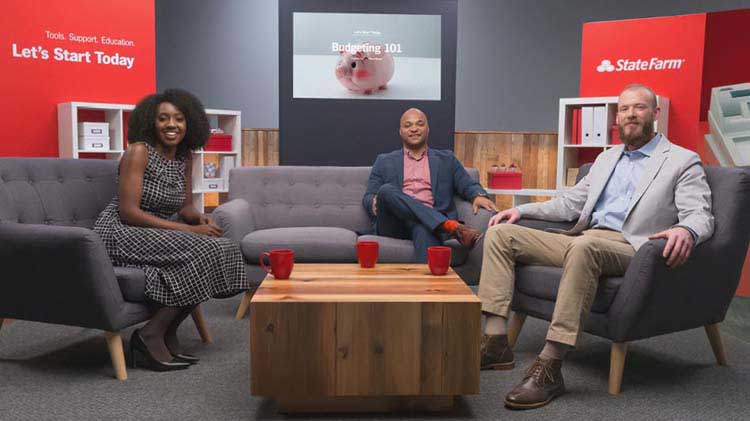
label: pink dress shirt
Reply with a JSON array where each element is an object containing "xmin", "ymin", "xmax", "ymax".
[{"xmin": 402, "ymin": 148, "xmax": 434, "ymax": 208}]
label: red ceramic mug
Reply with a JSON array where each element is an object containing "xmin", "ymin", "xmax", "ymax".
[
  {"xmin": 427, "ymin": 246, "xmax": 451, "ymax": 276},
  {"xmin": 260, "ymin": 249, "xmax": 295, "ymax": 279},
  {"xmin": 357, "ymin": 241, "xmax": 379, "ymax": 268}
]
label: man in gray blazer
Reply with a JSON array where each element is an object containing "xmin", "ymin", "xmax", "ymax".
[{"xmin": 478, "ymin": 84, "xmax": 714, "ymax": 409}]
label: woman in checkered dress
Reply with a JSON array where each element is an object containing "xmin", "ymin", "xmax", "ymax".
[{"xmin": 93, "ymin": 89, "xmax": 248, "ymax": 371}]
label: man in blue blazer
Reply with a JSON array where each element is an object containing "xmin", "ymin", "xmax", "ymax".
[{"xmin": 362, "ymin": 108, "xmax": 498, "ymax": 262}]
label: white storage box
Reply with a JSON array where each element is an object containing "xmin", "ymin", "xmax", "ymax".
[
  {"xmin": 78, "ymin": 122, "xmax": 109, "ymax": 137},
  {"xmin": 78, "ymin": 136, "xmax": 110, "ymax": 151},
  {"xmin": 202, "ymin": 178, "xmax": 225, "ymax": 191}
]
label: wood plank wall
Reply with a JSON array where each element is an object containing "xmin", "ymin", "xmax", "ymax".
[
  {"xmin": 206, "ymin": 129, "xmax": 558, "ymax": 210},
  {"xmin": 242, "ymin": 128, "xmax": 279, "ymax": 166},
  {"xmin": 204, "ymin": 128, "xmax": 279, "ymax": 208},
  {"xmin": 454, "ymin": 131, "xmax": 558, "ymax": 209}
]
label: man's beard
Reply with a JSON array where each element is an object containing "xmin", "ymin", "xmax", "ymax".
[{"xmin": 618, "ymin": 118, "xmax": 655, "ymax": 147}]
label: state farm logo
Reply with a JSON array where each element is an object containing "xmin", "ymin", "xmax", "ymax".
[
  {"xmin": 597, "ymin": 60, "xmax": 615, "ymax": 72},
  {"xmin": 596, "ymin": 57, "xmax": 686, "ymax": 73}
]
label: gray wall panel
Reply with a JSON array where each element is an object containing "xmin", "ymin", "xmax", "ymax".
[{"xmin": 156, "ymin": 0, "xmax": 279, "ymax": 128}]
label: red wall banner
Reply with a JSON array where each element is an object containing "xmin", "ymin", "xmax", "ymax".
[
  {"xmin": 580, "ymin": 10, "xmax": 750, "ymax": 296},
  {"xmin": 580, "ymin": 13, "xmax": 707, "ymax": 152},
  {"xmin": 0, "ymin": 0, "xmax": 155, "ymax": 157}
]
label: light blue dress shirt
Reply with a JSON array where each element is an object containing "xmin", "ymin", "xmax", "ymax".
[{"xmin": 589, "ymin": 134, "xmax": 661, "ymax": 232}]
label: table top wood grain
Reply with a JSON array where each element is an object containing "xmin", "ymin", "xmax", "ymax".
[{"xmin": 251, "ymin": 263, "xmax": 481, "ymax": 303}]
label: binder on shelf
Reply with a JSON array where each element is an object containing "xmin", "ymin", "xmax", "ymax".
[
  {"xmin": 570, "ymin": 108, "xmax": 580, "ymax": 145},
  {"xmin": 581, "ymin": 106, "xmax": 594, "ymax": 145},
  {"xmin": 593, "ymin": 106, "xmax": 608, "ymax": 145}
]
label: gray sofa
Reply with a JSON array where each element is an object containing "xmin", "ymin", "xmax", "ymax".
[
  {"xmin": 213, "ymin": 166, "xmax": 493, "ymax": 291},
  {"xmin": 507, "ymin": 163, "xmax": 750, "ymax": 394},
  {"xmin": 0, "ymin": 158, "xmax": 211, "ymax": 380}
]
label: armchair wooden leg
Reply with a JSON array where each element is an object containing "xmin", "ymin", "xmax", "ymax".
[
  {"xmin": 507, "ymin": 312, "xmax": 527, "ymax": 347},
  {"xmin": 609, "ymin": 342, "xmax": 628, "ymax": 395},
  {"xmin": 104, "ymin": 331, "xmax": 127, "ymax": 381},
  {"xmin": 705, "ymin": 323, "xmax": 728, "ymax": 366},
  {"xmin": 235, "ymin": 291, "xmax": 252, "ymax": 320},
  {"xmin": 191, "ymin": 305, "xmax": 213, "ymax": 344}
]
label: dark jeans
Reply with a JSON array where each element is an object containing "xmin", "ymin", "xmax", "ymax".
[{"xmin": 375, "ymin": 184, "xmax": 448, "ymax": 263}]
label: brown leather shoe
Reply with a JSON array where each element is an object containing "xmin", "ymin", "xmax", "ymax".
[
  {"xmin": 504, "ymin": 357, "xmax": 565, "ymax": 409},
  {"xmin": 452, "ymin": 224, "xmax": 481, "ymax": 248},
  {"xmin": 480, "ymin": 334, "xmax": 514, "ymax": 370}
]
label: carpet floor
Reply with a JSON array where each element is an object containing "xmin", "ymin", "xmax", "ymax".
[{"xmin": 1, "ymin": 294, "xmax": 749, "ymax": 420}]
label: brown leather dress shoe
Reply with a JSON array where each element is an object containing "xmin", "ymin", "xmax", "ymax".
[
  {"xmin": 504, "ymin": 357, "xmax": 565, "ymax": 409},
  {"xmin": 452, "ymin": 224, "xmax": 482, "ymax": 248},
  {"xmin": 480, "ymin": 334, "xmax": 515, "ymax": 370}
]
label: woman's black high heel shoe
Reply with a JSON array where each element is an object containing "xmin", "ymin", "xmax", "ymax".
[
  {"xmin": 130, "ymin": 329, "xmax": 190, "ymax": 372},
  {"xmin": 171, "ymin": 353, "xmax": 199, "ymax": 364}
]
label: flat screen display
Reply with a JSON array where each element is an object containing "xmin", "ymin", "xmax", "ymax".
[{"xmin": 293, "ymin": 12, "xmax": 441, "ymax": 101}]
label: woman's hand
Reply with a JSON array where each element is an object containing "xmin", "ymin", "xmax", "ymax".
[{"xmin": 184, "ymin": 222, "xmax": 223, "ymax": 237}]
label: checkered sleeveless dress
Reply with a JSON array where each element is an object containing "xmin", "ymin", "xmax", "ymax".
[{"xmin": 93, "ymin": 143, "xmax": 248, "ymax": 307}]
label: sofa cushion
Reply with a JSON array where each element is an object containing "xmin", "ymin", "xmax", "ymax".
[
  {"xmin": 241, "ymin": 227, "xmax": 358, "ymax": 262},
  {"xmin": 356, "ymin": 236, "xmax": 470, "ymax": 266},
  {"xmin": 356, "ymin": 235, "xmax": 414, "ymax": 263},
  {"xmin": 514, "ymin": 265, "xmax": 624, "ymax": 314},
  {"xmin": 114, "ymin": 266, "xmax": 146, "ymax": 303}
]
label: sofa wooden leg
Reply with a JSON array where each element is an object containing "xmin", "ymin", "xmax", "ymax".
[
  {"xmin": 235, "ymin": 291, "xmax": 252, "ymax": 320},
  {"xmin": 191, "ymin": 305, "xmax": 213, "ymax": 344},
  {"xmin": 104, "ymin": 331, "xmax": 128, "ymax": 381},
  {"xmin": 507, "ymin": 312, "xmax": 527, "ymax": 347},
  {"xmin": 609, "ymin": 342, "xmax": 628, "ymax": 395},
  {"xmin": 705, "ymin": 323, "xmax": 727, "ymax": 366}
]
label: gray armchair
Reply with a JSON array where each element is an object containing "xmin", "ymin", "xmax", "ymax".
[
  {"xmin": 0, "ymin": 158, "xmax": 212, "ymax": 380},
  {"xmin": 212, "ymin": 166, "xmax": 493, "ymax": 319},
  {"xmin": 502, "ymin": 163, "xmax": 750, "ymax": 394}
]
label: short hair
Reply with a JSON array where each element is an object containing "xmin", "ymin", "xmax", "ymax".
[
  {"xmin": 621, "ymin": 83, "xmax": 658, "ymax": 110},
  {"xmin": 128, "ymin": 89, "xmax": 210, "ymax": 158}
]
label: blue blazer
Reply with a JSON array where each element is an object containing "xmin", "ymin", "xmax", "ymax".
[{"xmin": 362, "ymin": 148, "xmax": 487, "ymax": 223}]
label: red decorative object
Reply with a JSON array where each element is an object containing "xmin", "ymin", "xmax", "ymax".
[
  {"xmin": 488, "ymin": 171, "xmax": 522, "ymax": 189},
  {"xmin": 205, "ymin": 134, "xmax": 233, "ymax": 151}
]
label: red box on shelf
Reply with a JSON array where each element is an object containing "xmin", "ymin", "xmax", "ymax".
[
  {"xmin": 205, "ymin": 134, "xmax": 233, "ymax": 151},
  {"xmin": 488, "ymin": 172, "xmax": 522, "ymax": 189}
]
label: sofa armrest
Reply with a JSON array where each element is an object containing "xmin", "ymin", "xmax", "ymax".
[
  {"xmin": 455, "ymin": 197, "xmax": 493, "ymax": 233},
  {"xmin": 212, "ymin": 198, "xmax": 256, "ymax": 244},
  {"xmin": 0, "ymin": 222, "xmax": 126, "ymax": 331},
  {"xmin": 606, "ymin": 238, "xmax": 743, "ymax": 342}
]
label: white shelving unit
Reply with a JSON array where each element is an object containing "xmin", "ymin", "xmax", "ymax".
[
  {"xmin": 191, "ymin": 108, "xmax": 242, "ymax": 212},
  {"xmin": 57, "ymin": 102, "xmax": 241, "ymax": 212},
  {"xmin": 556, "ymin": 95, "xmax": 670, "ymax": 190},
  {"xmin": 484, "ymin": 188, "xmax": 560, "ymax": 207},
  {"xmin": 57, "ymin": 102, "xmax": 133, "ymax": 159}
]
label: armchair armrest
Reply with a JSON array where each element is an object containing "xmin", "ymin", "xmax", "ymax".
[
  {"xmin": 606, "ymin": 237, "xmax": 745, "ymax": 342},
  {"xmin": 0, "ymin": 222, "xmax": 126, "ymax": 331},
  {"xmin": 454, "ymin": 198, "xmax": 493, "ymax": 285},
  {"xmin": 212, "ymin": 198, "xmax": 256, "ymax": 244},
  {"xmin": 516, "ymin": 218, "xmax": 576, "ymax": 232}
]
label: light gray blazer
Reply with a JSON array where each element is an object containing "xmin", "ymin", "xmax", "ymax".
[{"xmin": 519, "ymin": 136, "xmax": 714, "ymax": 250}]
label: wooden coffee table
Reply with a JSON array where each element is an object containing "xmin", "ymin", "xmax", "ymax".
[{"xmin": 249, "ymin": 263, "xmax": 481, "ymax": 413}]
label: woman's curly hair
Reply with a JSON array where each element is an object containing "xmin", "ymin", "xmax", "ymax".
[{"xmin": 128, "ymin": 89, "xmax": 210, "ymax": 158}]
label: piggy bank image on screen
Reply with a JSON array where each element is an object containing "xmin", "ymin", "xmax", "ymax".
[
  {"xmin": 334, "ymin": 42, "xmax": 395, "ymax": 95},
  {"xmin": 706, "ymin": 82, "xmax": 750, "ymax": 167}
]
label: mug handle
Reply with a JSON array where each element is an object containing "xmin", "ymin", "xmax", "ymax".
[{"xmin": 260, "ymin": 252, "xmax": 272, "ymax": 274}]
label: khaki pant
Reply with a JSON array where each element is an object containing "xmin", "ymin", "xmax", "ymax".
[{"xmin": 478, "ymin": 224, "xmax": 635, "ymax": 346}]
